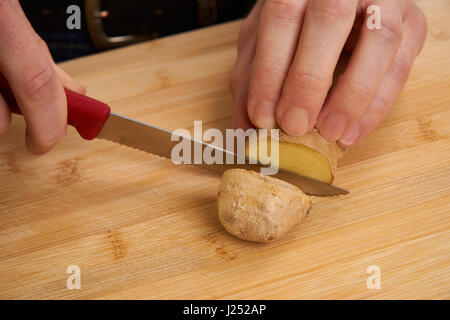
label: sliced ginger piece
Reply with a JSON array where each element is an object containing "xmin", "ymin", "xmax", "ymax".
[{"xmin": 247, "ymin": 129, "xmax": 345, "ymax": 184}]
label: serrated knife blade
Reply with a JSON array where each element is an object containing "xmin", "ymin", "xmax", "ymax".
[{"xmin": 98, "ymin": 113, "xmax": 348, "ymax": 196}]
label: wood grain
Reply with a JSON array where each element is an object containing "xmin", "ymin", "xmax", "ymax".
[{"xmin": 0, "ymin": 0, "xmax": 449, "ymax": 299}]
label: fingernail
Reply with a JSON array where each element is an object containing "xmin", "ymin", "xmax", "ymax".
[
  {"xmin": 317, "ymin": 113, "xmax": 347, "ymax": 141},
  {"xmin": 339, "ymin": 123, "xmax": 360, "ymax": 146},
  {"xmin": 281, "ymin": 107, "xmax": 309, "ymax": 136},
  {"xmin": 253, "ymin": 101, "xmax": 276, "ymax": 128}
]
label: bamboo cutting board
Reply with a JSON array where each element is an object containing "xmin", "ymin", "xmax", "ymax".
[{"xmin": 0, "ymin": 0, "xmax": 449, "ymax": 299}]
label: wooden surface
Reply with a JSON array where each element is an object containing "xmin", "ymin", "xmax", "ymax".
[{"xmin": 0, "ymin": 0, "xmax": 449, "ymax": 299}]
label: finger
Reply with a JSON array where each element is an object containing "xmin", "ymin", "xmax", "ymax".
[
  {"xmin": 35, "ymin": 37, "xmax": 86, "ymax": 94},
  {"xmin": 14, "ymin": 0, "xmax": 86, "ymax": 96},
  {"xmin": 343, "ymin": 4, "xmax": 367, "ymax": 53},
  {"xmin": 230, "ymin": 33, "xmax": 254, "ymax": 130},
  {"xmin": 0, "ymin": 94, "xmax": 11, "ymax": 135},
  {"xmin": 231, "ymin": 36, "xmax": 254, "ymax": 130},
  {"xmin": 231, "ymin": 67, "xmax": 253, "ymax": 130},
  {"xmin": 53, "ymin": 65, "xmax": 86, "ymax": 94},
  {"xmin": 316, "ymin": 0, "xmax": 407, "ymax": 141},
  {"xmin": 339, "ymin": 5, "xmax": 427, "ymax": 146},
  {"xmin": 247, "ymin": 0, "xmax": 309, "ymax": 129},
  {"xmin": 231, "ymin": 0, "xmax": 264, "ymax": 130},
  {"xmin": 0, "ymin": 0, "xmax": 67, "ymax": 154},
  {"xmin": 37, "ymin": 39, "xmax": 86, "ymax": 94},
  {"xmin": 236, "ymin": 0, "xmax": 265, "ymax": 59},
  {"xmin": 276, "ymin": 0, "xmax": 359, "ymax": 136}
]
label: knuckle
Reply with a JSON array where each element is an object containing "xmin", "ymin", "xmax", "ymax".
[
  {"xmin": 248, "ymin": 67, "xmax": 284, "ymax": 106},
  {"xmin": 373, "ymin": 94, "xmax": 391, "ymax": 115},
  {"xmin": 20, "ymin": 65, "xmax": 58, "ymax": 101},
  {"xmin": 390, "ymin": 55, "xmax": 412, "ymax": 80},
  {"xmin": 309, "ymin": 0, "xmax": 356, "ymax": 23},
  {"xmin": 362, "ymin": 97, "xmax": 392, "ymax": 131},
  {"xmin": 377, "ymin": 13, "xmax": 403, "ymax": 44},
  {"xmin": 35, "ymin": 124, "xmax": 66, "ymax": 151},
  {"xmin": 253, "ymin": 63, "xmax": 286, "ymax": 87},
  {"xmin": 289, "ymin": 69, "xmax": 332, "ymax": 92},
  {"xmin": 411, "ymin": 8, "xmax": 427, "ymax": 45},
  {"xmin": 342, "ymin": 75, "xmax": 374, "ymax": 102},
  {"xmin": 264, "ymin": 0, "xmax": 303, "ymax": 23},
  {"xmin": 411, "ymin": 6, "xmax": 427, "ymax": 29},
  {"xmin": 416, "ymin": 10, "xmax": 427, "ymax": 33},
  {"xmin": 279, "ymin": 70, "xmax": 331, "ymax": 116}
]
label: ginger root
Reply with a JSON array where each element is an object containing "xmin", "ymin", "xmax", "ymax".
[
  {"xmin": 218, "ymin": 169, "xmax": 312, "ymax": 243},
  {"xmin": 247, "ymin": 129, "xmax": 345, "ymax": 183}
]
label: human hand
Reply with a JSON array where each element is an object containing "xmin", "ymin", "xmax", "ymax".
[
  {"xmin": 0, "ymin": 0, "xmax": 85, "ymax": 154},
  {"xmin": 230, "ymin": 0, "xmax": 427, "ymax": 146}
]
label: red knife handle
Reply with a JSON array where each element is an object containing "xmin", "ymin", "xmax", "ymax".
[{"xmin": 0, "ymin": 73, "xmax": 111, "ymax": 140}]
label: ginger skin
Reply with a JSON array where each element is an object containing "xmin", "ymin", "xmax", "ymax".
[{"xmin": 218, "ymin": 169, "xmax": 312, "ymax": 243}]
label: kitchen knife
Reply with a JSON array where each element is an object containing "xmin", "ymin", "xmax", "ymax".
[{"xmin": 0, "ymin": 74, "xmax": 348, "ymax": 196}]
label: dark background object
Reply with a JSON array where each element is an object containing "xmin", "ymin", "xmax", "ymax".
[{"xmin": 20, "ymin": 0, "xmax": 256, "ymax": 62}]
